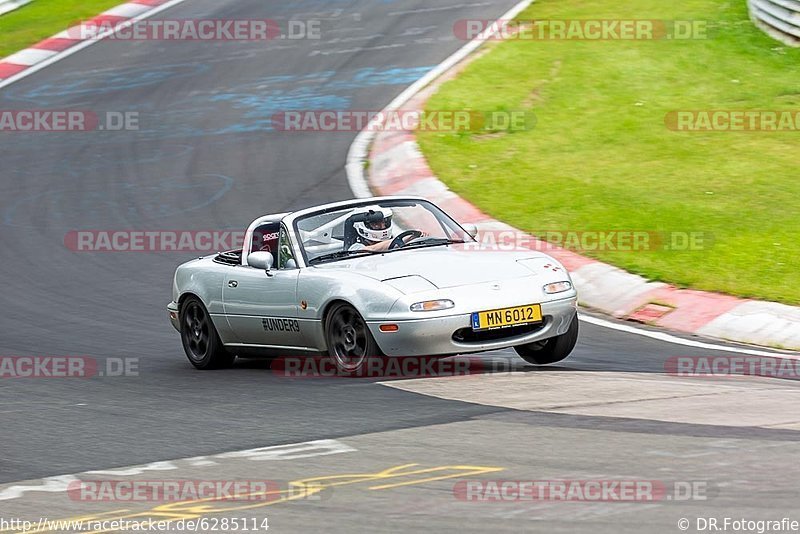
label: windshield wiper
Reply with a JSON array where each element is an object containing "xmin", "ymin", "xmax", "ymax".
[
  {"xmin": 308, "ymin": 249, "xmax": 374, "ymax": 265},
  {"xmin": 401, "ymin": 238, "xmax": 466, "ymax": 249}
]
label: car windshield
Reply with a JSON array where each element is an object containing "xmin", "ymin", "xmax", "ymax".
[{"xmin": 294, "ymin": 199, "xmax": 473, "ymax": 264}]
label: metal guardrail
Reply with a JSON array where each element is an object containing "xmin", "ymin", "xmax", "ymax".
[
  {"xmin": 0, "ymin": 0, "xmax": 33, "ymax": 16},
  {"xmin": 748, "ymin": 0, "xmax": 800, "ymax": 46}
]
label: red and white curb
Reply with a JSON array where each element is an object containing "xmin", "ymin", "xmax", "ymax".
[
  {"xmin": 345, "ymin": 0, "xmax": 800, "ymax": 352},
  {"xmin": 0, "ymin": 0, "xmax": 188, "ymax": 88}
]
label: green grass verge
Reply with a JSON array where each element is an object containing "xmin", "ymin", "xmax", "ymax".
[
  {"xmin": 417, "ymin": 0, "xmax": 800, "ymax": 305},
  {"xmin": 0, "ymin": 0, "xmax": 124, "ymax": 58}
]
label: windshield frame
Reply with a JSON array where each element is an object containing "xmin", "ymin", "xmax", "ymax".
[{"xmin": 290, "ymin": 197, "xmax": 475, "ymax": 266}]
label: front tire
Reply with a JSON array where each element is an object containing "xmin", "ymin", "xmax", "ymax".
[
  {"xmin": 179, "ymin": 296, "xmax": 235, "ymax": 370},
  {"xmin": 514, "ymin": 315, "xmax": 578, "ymax": 365},
  {"xmin": 325, "ymin": 303, "xmax": 381, "ymax": 375}
]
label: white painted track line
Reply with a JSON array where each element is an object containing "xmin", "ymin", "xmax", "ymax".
[{"xmin": 580, "ymin": 313, "xmax": 798, "ymax": 358}]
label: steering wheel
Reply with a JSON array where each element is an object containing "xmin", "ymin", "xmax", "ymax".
[{"xmin": 388, "ymin": 230, "xmax": 423, "ymax": 250}]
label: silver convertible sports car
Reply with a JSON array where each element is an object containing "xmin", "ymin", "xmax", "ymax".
[{"xmin": 168, "ymin": 196, "xmax": 579, "ymax": 372}]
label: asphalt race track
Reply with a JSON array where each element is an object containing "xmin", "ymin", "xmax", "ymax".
[{"xmin": 1, "ymin": 1, "xmax": 799, "ymax": 532}]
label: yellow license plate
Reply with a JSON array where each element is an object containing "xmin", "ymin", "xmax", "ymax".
[{"xmin": 471, "ymin": 304, "xmax": 543, "ymax": 331}]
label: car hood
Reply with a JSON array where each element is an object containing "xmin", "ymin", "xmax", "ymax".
[{"xmin": 313, "ymin": 245, "xmax": 556, "ymax": 289}]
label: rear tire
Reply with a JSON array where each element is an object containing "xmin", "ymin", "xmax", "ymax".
[
  {"xmin": 514, "ymin": 315, "xmax": 578, "ymax": 365},
  {"xmin": 325, "ymin": 302, "xmax": 382, "ymax": 375},
  {"xmin": 179, "ymin": 296, "xmax": 235, "ymax": 370}
]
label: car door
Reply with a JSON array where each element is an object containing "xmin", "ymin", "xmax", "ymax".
[{"xmin": 222, "ymin": 226, "xmax": 301, "ymax": 347}]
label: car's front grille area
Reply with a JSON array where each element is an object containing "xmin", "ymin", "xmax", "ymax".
[{"xmin": 452, "ymin": 321, "xmax": 546, "ymax": 343}]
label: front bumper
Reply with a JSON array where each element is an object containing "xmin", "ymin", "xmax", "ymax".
[{"xmin": 367, "ymin": 296, "xmax": 577, "ymax": 357}]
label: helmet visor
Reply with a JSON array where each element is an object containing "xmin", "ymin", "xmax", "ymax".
[{"xmin": 366, "ymin": 214, "xmax": 392, "ymax": 231}]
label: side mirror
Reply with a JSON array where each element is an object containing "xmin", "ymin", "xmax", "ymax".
[
  {"xmin": 247, "ymin": 251, "xmax": 274, "ymax": 272},
  {"xmin": 462, "ymin": 223, "xmax": 478, "ymax": 239}
]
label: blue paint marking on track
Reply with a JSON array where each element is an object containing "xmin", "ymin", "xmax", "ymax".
[
  {"xmin": 1, "ymin": 64, "xmax": 212, "ymax": 103},
  {"xmin": 1, "ymin": 65, "xmax": 435, "ymax": 140}
]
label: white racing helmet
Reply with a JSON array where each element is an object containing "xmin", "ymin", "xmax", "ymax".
[{"xmin": 353, "ymin": 205, "xmax": 393, "ymax": 243}]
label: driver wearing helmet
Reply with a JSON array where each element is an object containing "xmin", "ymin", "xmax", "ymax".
[
  {"xmin": 349, "ymin": 206, "xmax": 395, "ymax": 252},
  {"xmin": 349, "ymin": 206, "xmax": 422, "ymax": 252}
]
